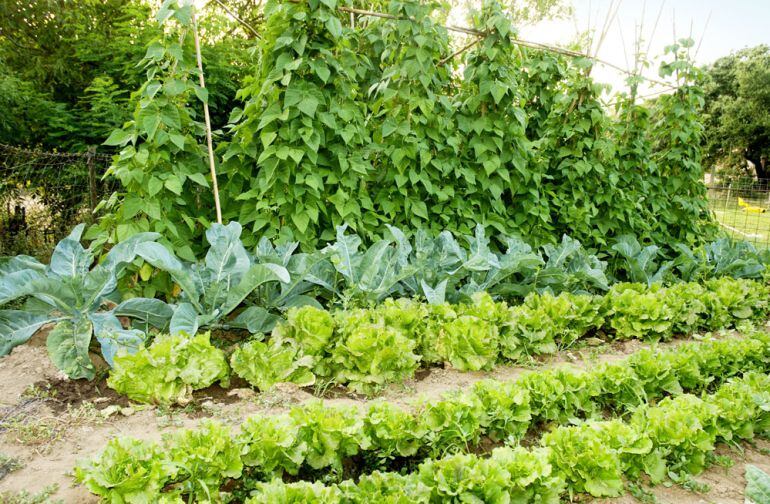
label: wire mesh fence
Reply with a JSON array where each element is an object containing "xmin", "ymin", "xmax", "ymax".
[
  {"xmin": 0, "ymin": 144, "xmax": 115, "ymax": 258},
  {"xmin": 708, "ymin": 179, "xmax": 770, "ymax": 249}
]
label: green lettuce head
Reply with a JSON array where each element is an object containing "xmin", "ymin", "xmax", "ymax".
[
  {"xmin": 274, "ymin": 306, "xmax": 335, "ymax": 356},
  {"xmin": 107, "ymin": 332, "xmax": 229, "ymax": 405}
]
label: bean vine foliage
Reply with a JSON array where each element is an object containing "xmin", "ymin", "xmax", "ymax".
[
  {"xmin": 94, "ymin": 0, "xmax": 214, "ymax": 261},
  {"xmin": 94, "ymin": 0, "xmax": 714, "ymax": 255},
  {"xmin": 217, "ymin": 0, "xmax": 713, "ymax": 250}
]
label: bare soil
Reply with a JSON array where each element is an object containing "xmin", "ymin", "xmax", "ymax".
[{"xmin": 0, "ymin": 332, "xmax": 767, "ymax": 503}]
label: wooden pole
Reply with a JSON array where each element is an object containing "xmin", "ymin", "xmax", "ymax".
[
  {"xmin": 192, "ymin": 9, "xmax": 223, "ymax": 225},
  {"xmin": 86, "ymin": 146, "xmax": 97, "ymax": 220}
]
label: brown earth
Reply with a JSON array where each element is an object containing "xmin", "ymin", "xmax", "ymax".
[{"xmin": 0, "ymin": 331, "xmax": 767, "ymax": 503}]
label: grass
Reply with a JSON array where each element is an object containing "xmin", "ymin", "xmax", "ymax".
[
  {"xmin": 0, "ymin": 402, "xmax": 103, "ymax": 452},
  {"xmin": 0, "ymin": 453, "xmax": 23, "ymax": 480},
  {"xmin": 709, "ymin": 196, "xmax": 770, "ymax": 249},
  {"xmin": 0, "ymin": 484, "xmax": 62, "ymax": 504}
]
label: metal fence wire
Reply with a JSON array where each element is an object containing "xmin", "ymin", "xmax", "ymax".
[
  {"xmin": 708, "ymin": 179, "xmax": 770, "ymax": 250},
  {"xmin": 0, "ymin": 144, "xmax": 114, "ymax": 258}
]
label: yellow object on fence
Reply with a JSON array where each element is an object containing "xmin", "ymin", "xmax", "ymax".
[{"xmin": 738, "ymin": 197, "xmax": 767, "ymax": 214}]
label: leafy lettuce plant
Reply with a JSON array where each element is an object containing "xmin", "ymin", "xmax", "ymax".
[
  {"xmin": 416, "ymin": 451, "xmax": 512, "ymax": 503},
  {"xmin": 375, "ymin": 298, "xmax": 429, "ymax": 345},
  {"xmin": 706, "ymin": 372, "xmax": 770, "ymax": 443},
  {"xmin": 434, "ymin": 314, "xmax": 499, "ymax": 371},
  {"xmin": 503, "ymin": 291, "xmax": 603, "ymax": 360},
  {"xmin": 363, "ymin": 402, "xmax": 425, "ymax": 464},
  {"xmin": 490, "ymin": 446, "xmax": 565, "ymax": 503},
  {"xmin": 663, "ymin": 282, "xmax": 709, "ymax": 334},
  {"xmin": 416, "ymin": 446, "xmax": 563, "ymax": 503},
  {"xmin": 593, "ymin": 361, "xmax": 648, "ymax": 413},
  {"xmin": 423, "ymin": 294, "xmax": 505, "ymax": 371},
  {"xmin": 271, "ymin": 305, "xmax": 335, "ymax": 357},
  {"xmin": 472, "ymin": 379, "xmax": 531, "ymax": 443},
  {"xmin": 107, "ymin": 332, "xmax": 229, "ymax": 405},
  {"xmin": 164, "ymin": 420, "xmax": 243, "ymax": 501},
  {"xmin": 543, "ymin": 420, "xmax": 650, "ymax": 498},
  {"xmin": 74, "ymin": 437, "xmax": 172, "ymax": 503},
  {"xmin": 0, "ymin": 225, "xmax": 171, "ymax": 379},
  {"xmin": 629, "ymin": 394, "xmax": 719, "ymax": 483},
  {"xmin": 704, "ymin": 277, "xmax": 768, "ymax": 328},
  {"xmin": 626, "ymin": 348, "xmax": 685, "ymax": 399},
  {"xmin": 329, "ymin": 319, "xmax": 420, "ymax": 394},
  {"xmin": 604, "ymin": 283, "xmax": 674, "ymax": 341},
  {"xmin": 245, "ymin": 480, "xmax": 342, "ymax": 504},
  {"xmin": 521, "ymin": 368, "xmax": 599, "ymax": 425},
  {"xmin": 416, "ymin": 394, "xmax": 484, "ymax": 458},
  {"xmin": 289, "ymin": 401, "xmax": 370, "ymax": 474},
  {"xmin": 239, "ymin": 414, "xmax": 307, "ymax": 477},
  {"xmin": 137, "ymin": 222, "xmax": 289, "ymax": 336},
  {"xmin": 230, "ymin": 338, "xmax": 315, "ymax": 391},
  {"xmin": 340, "ymin": 471, "xmax": 429, "ymax": 503}
]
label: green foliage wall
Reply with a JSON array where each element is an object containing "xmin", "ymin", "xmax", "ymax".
[
  {"xmin": 221, "ymin": 0, "xmax": 714, "ymax": 251},
  {"xmin": 0, "ymin": 0, "xmax": 250, "ymax": 150}
]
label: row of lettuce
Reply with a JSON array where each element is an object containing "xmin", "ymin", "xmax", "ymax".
[
  {"xmin": 107, "ymin": 276, "xmax": 770, "ymax": 402},
  {"xmin": 0, "ymin": 221, "xmax": 768, "ymax": 381},
  {"xmin": 76, "ymin": 331, "xmax": 770, "ymax": 502}
]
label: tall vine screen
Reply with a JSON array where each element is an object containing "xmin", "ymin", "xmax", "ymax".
[{"xmin": 105, "ymin": 0, "xmax": 715, "ymax": 254}]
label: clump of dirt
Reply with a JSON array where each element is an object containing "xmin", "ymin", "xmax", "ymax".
[
  {"xmin": 31, "ymin": 373, "xmax": 255, "ymax": 417},
  {"xmin": 32, "ymin": 377, "xmax": 129, "ymax": 414},
  {"xmin": 192, "ymin": 376, "xmax": 250, "ymax": 406}
]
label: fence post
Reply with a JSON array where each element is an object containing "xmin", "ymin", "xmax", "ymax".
[{"xmin": 87, "ymin": 147, "xmax": 97, "ymax": 217}]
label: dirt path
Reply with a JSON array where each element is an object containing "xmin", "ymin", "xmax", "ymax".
[{"xmin": 0, "ymin": 332, "xmax": 762, "ymax": 503}]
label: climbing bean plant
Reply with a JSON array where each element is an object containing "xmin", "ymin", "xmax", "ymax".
[
  {"xmin": 93, "ymin": 0, "xmax": 213, "ymax": 261},
  {"xmin": 222, "ymin": 0, "xmax": 713, "ymax": 251},
  {"xmin": 457, "ymin": 1, "xmax": 532, "ymax": 236},
  {"xmin": 102, "ymin": 0, "xmax": 715, "ymax": 256},
  {"xmin": 225, "ymin": 0, "xmax": 372, "ymax": 246},
  {"xmin": 649, "ymin": 39, "xmax": 714, "ymax": 244},
  {"xmin": 363, "ymin": 0, "xmax": 461, "ymax": 233}
]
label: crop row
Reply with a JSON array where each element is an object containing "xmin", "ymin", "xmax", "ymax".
[
  {"xmin": 2, "ymin": 221, "xmax": 766, "ymax": 382},
  {"xmin": 107, "ymin": 276, "xmax": 770, "ymax": 402},
  {"xmin": 76, "ymin": 331, "xmax": 770, "ymax": 501},
  {"xmin": 242, "ymin": 371, "xmax": 770, "ymax": 503}
]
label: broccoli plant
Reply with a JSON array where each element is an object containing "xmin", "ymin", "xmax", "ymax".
[
  {"xmin": 0, "ymin": 225, "xmax": 172, "ymax": 379},
  {"xmin": 137, "ymin": 222, "xmax": 290, "ymax": 336}
]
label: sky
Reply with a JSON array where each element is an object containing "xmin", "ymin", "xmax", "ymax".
[{"xmin": 516, "ymin": 0, "xmax": 770, "ymax": 96}]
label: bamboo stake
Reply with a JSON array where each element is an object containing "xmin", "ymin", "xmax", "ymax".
[{"xmin": 192, "ymin": 8, "xmax": 223, "ymax": 225}]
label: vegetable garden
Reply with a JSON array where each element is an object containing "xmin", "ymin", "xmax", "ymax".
[{"xmin": 3, "ymin": 0, "xmax": 770, "ymax": 502}]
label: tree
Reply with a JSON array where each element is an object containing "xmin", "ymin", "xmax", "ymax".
[
  {"xmin": 702, "ymin": 45, "xmax": 770, "ymax": 180},
  {"xmin": 0, "ymin": 0, "xmax": 251, "ymax": 150}
]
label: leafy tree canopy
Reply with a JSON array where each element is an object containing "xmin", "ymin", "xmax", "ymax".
[
  {"xmin": 0, "ymin": 0, "xmax": 253, "ymax": 150},
  {"xmin": 702, "ymin": 44, "xmax": 770, "ymax": 180}
]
